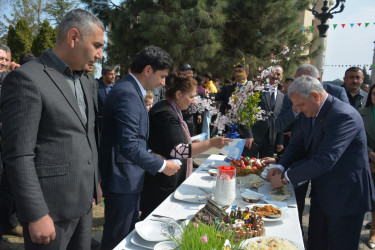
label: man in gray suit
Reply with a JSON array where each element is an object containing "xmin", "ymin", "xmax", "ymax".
[{"xmin": 1, "ymin": 9, "xmax": 104, "ymax": 249}]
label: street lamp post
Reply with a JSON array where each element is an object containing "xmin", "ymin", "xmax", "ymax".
[{"xmin": 309, "ymin": 0, "xmax": 345, "ymax": 79}]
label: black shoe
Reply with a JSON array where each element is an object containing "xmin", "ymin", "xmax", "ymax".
[
  {"xmin": 91, "ymin": 238, "xmax": 100, "ymax": 249},
  {"xmin": 366, "ymin": 222, "xmax": 372, "ymax": 230}
]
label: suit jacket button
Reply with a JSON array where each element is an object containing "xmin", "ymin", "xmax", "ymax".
[{"xmin": 88, "ymin": 160, "xmax": 92, "ymax": 164}]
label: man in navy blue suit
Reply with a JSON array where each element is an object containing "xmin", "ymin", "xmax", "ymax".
[
  {"xmin": 275, "ymin": 64, "xmax": 349, "ymax": 228},
  {"xmin": 269, "ymin": 75, "xmax": 373, "ymax": 250},
  {"xmin": 99, "ymin": 46, "xmax": 181, "ymax": 250},
  {"xmin": 97, "ymin": 65, "xmax": 116, "ymax": 133}
]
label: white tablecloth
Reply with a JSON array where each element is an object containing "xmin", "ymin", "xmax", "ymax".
[{"xmin": 114, "ymin": 154, "xmax": 305, "ymax": 249}]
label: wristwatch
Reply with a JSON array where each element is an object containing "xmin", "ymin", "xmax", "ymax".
[{"xmin": 281, "ymin": 177, "xmax": 289, "ymax": 185}]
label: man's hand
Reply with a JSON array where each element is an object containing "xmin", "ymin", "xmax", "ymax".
[
  {"xmin": 9, "ymin": 62, "xmax": 20, "ymax": 71},
  {"xmin": 28, "ymin": 214, "xmax": 56, "ymax": 244},
  {"xmin": 93, "ymin": 182, "xmax": 103, "ymax": 205},
  {"xmin": 197, "ymin": 115, "xmax": 202, "ymax": 124},
  {"xmin": 210, "ymin": 137, "xmax": 232, "ymax": 149},
  {"xmin": 369, "ymin": 151, "xmax": 375, "ymax": 163},
  {"xmin": 163, "ymin": 160, "xmax": 181, "ymax": 176},
  {"xmin": 244, "ymin": 138, "xmax": 254, "ymax": 150},
  {"xmin": 261, "ymin": 157, "xmax": 276, "ymax": 166},
  {"xmin": 270, "ymin": 172, "xmax": 284, "ymax": 190},
  {"xmin": 265, "ymin": 167, "xmax": 281, "ymax": 182},
  {"xmin": 284, "ymin": 131, "xmax": 292, "ymax": 137},
  {"xmin": 276, "ymin": 144, "xmax": 284, "ymax": 153},
  {"xmin": 370, "ymin": 161, "xmax": 375, "ymax": 173}
]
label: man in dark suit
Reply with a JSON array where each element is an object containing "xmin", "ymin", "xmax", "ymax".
[
  {"xmin": 99, "ymin": 45, "xmax": 181, "ymax": 250},
  {"xmin": 269, "ymin": 75, "xmax": 373, "ymax": 249},
  {"xmin": 1, "ymin": 9, "xmax": 103, "ymax": 249},
  {"xmin": 98, "ymin": 65, "xmax": 116, "ymax": 133},
  {"xmin": 341, "ymin": 66, "xmax": 368, "ymax": 110},
  {"xmin": 275, "ymin": 64, "xmax": 349, "ymax": 227},
  {"xmin": 240, "ymin": 65, "xmax": 284, "ymax": 158}
]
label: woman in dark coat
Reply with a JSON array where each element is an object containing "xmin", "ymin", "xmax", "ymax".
[
  {"xmin": 140, "ymin": 75, "xmax": 230, "ymax": 219},
  {"xmin": 360, "ymin": 84, "xmax": 375, "ymax": 249}
]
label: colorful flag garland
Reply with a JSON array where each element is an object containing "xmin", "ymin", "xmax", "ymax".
[
  {"xmin": 299, "ymin": 22, "xmax": 375, "ymax": 32},
  {"xmin": 325, "ymin": 64, "xmax": 374, "ymax": 68}
]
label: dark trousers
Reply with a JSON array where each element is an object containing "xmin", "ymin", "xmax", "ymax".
[
  {"xmin": 243, "ymin": 141, "xmax": 274, "ymax": 158},
  {"xmin": 295, "ymin": 181, "xmax": 310, "ymax": 228},
  {"xmin": 23, "ymin": 207, "xmax": 92, "ymax": 250},
  {"xmin": 0, "ymin": 168, "xmax": 18, "ymax": 238},
  {"xmin": 100, "ymin": 192, "xmax": 141, "ymax": 250},
  {"xmin": 307, "ymin": 193, "xmax": 364, "ymax": 250}
]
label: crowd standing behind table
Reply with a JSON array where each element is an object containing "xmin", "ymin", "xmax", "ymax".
[{"xmin": 115, "ymin": 154, "xmax": 304, "ymax": 250}]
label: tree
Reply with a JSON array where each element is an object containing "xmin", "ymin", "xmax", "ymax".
[
  {"xmin": 7, "ymin": 19, "xmax": 33, "ymax": 63},
  {"xmin": 82, "ymin": 0, "xmax": 313, "ymax": 78},
  {"xmin": 44, "ymin": 0, "xmax": 78, "ymax": 26},
  {"xmin": 3, "ymin": 0, "xmax": 44, "ymax": 35},
  {"xmin": 211, "ymin": 0, "xmax": 314, "ymax": 78},
  {"xmin": 31, "ymin": 20, "xmax": 57, "ymax": 56},
  {"xmin": 363, "ymin": 66, "xmax": 371, "ymax": 85}
]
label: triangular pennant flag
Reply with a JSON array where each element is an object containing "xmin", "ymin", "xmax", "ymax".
[
  {"xmin": 301, "ymin": 26, "xmax": 306, "ymax": 30},
  {"xmin": 358, "ymin": 23, "xmax": 362, "ymax": 27},
  {"xmin": 333, "ymin": 24, "xmax": 338, "ymax": 29},
  {"xmin": 365, "ymin": 23, "xmax": 370, "ymax": 27},
  {"xmin": 309, "ymin": 26, "xmax": 313, "ymax": 30},
  {"xmin": 341, "ymin": 24, "xmax": 346, "ymax": 28},
  {"xmin": 350, "ymin": 23, "xmax": 355, "ymax": 27}
]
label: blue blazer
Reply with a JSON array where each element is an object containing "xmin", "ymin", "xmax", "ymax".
[
  {"xmin": 276, "ymin": 82, "xmax": 349, "ymax": 138},
  {"xmin": 97, "ymin": 80, "xmax": 108, "ymax": 132},
  {"xmin": 99, "ymin": 74, "xmax": 164, "ymax": 194},
  {"xmin": 280, "ymin": 95, "xmax": 373, "ymax": 216}
]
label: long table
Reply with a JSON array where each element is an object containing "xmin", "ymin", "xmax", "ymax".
[{"xmin": 114, "ymin": 154, "xmax": 305, "ymax": 249}]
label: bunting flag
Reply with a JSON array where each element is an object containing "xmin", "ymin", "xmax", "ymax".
[
  {"xmin": 325, "ymin": 64, "xmax": 375, "ymax": 68},
  {"xmin": 298, "ymin": 22, "xmax": 375, "ymax": 32}
]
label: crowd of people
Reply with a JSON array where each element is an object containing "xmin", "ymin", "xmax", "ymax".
[{"xmin": 0, "ymin": 8, "xmax": 374, "ymax": 250}]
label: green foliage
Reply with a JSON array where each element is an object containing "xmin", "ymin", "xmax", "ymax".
[
  {"xmin": 82, "ymin": 0, "xmax": 315, "ymax": 78},
  {"xmin": 3, "ymin": 0, "xmax": 44, "ymax": 35},
  {"xmin": 7, "ymin": 19, "xmax": 33, "ymax": 63},
  {"xmin": 363, "ymin": 66, "xmax": 371, "ymax": 85},
  {"xmin": 44, "ymin": 0, "xmax": 78, "ymax": 26},
  {"xmin": 237, "ymin": 91, "xmax": 261, "ymax": 128},
  {"xmin": 172, "ymin": 222, "xmax": 242, "ymax": 249},
  {"xmin": 32, "ymin": 20, "xmax": 57, "ymax": 57}
]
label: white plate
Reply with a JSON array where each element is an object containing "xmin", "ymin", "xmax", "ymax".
[
  {"xmin": 247, "ymin": 204, "xmax": 283, "ymax": 222},
  {"xmin": 131, "ymin": 231, "xmax": 158, "ymax": 249},
  {"xmin": 241, "ymin": 236, "xmax": 304, "ymax": 250},
  {"xmin": 135, "ymin": 219, "xmax": 182, "ymax": 242},
  {"xmin": 258, "ymin": 182, "xmax": 293, "ymax": 201},
  {"xmin": 174, "ymin": 184, "xmax": 209, "ymax": 203},
  {"xmin": 153, "ymin": 240, "xmax": 178, "ymax": 250},
  {"xmin": 201, "ymin": 160, "xmax": 230, "ymax": 169}
]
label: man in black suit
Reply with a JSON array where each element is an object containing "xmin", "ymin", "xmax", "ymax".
[
  {"xmin": 240, "ymin": 65, "xmax": 284, "ymax": 158},
  {"xmin": 1, "ymin": 9, "xmax": 103, "ymax": 249},
  {"xmin": 0, "ymin": 45, "xmax": 23, "ymax": 244},
  {"xmin": 98, "ymin": 65, "xmax": 116, "ymax": 133}
]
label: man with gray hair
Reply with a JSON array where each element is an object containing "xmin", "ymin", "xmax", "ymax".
[
  {"xmin": 268, "ymin": 75, "xmax": 373, "ymax": 249},
  {"xmin": 1, "ymin": 9, "xmax": 104, "ymax": 249},
  {"xmin": 274, "ymin": 63, "xmax": 349, "ymax": 231}
]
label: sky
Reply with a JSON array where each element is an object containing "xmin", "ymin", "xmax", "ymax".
[{"xmin": 323, "ymin": 0, "xmax": 375, "ymax": 81}]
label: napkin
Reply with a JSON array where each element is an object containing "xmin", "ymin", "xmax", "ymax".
[{"xmin": 219, "ymin": 139, "xmax": 246, "ymax": 160}]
